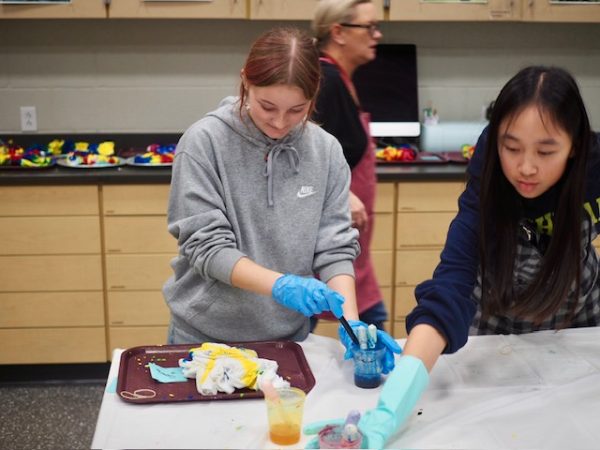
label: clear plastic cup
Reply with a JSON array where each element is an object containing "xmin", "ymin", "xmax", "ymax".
[
  {"xmin": 264, "ymin": 387, "xmax": 306, "ymax": 445},
  {"xmin": 352, "ymin": 342, "xmax": 385, "ymax": 389}
]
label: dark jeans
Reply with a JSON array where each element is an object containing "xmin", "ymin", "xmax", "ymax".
[{"xmin": 310, "ymin": 300, "xmax": 388, "ymax": 333}]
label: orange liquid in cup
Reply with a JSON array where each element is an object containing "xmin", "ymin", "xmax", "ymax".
[
  {"xmin": 269, "ymin": 423, "xmax": 301, "ymax": 445},
  {"xmin": 265, "ymin": 387, "xmax": 305, "ymax": 445}
]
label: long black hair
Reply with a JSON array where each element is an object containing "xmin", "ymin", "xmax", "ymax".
[{"xmin": 479, "ymin": 66, "xmax": 593, "ymax": 325}]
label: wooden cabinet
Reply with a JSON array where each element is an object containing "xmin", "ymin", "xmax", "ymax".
[
  {"xmin": 397, "ymin": 180, "xmax": 464, "ymax": 212},
  {"xmin": 396, "ymin": 212, "xmax": 457, "ymax": 247},
  {"xmin": 393, "ymin": 180, "xmax": 464, "ymax": 338},
  {"xmin": 389, "ymin": 0, "xmax": 520, "ymax": 21},
  {"xmin": 0, "ymin": 0, "xmax": 105, "ymax": 19},
  {"xmin": 372, "ymin": 182, "xmax": 395, "ymax": 313},
  {"xmin": 312, "ymin": 182, "xmax": 396, "ymax": 339},
  {"xmin": 0, "ymin": 179, "xmax": 471, "ymax": 362},
  {"xmin": 0, "ymin": 185, "xmax": 100, "ymax": 216},
  {"xmin": 1, "ymin": 216, "xmax": 101, "ymax": 255},
  {"xmin": 249, "ymin": 0, "xmax": 384, "ymax": 20},
  {"xmin": 523, "ymin": 0, "xmax": 600, "ymax": 22},
  {"xmin": 104, "ymin": 216, "xmax": 174, "ymax": 254},
  {"xmin": 102, "ymin": 184, "xmax": 170, "ymax": 215},
  {"xmin": 0, "ymin": 186, "xmax": 106, "ymax": 364},
  {"xmin": 249, "ymin": 0, "xmax": 320, "ymax": 20},
  {"xmin": 102, "ymin": 185, "xmax": 173, "ymax": 354},
  {"xmin": 1, "ymin": 0, "xmax": 597, "ymax": 22},
  {"xmin": 108, "ymin": 0, "xmax": 246, "ymax": 19}
]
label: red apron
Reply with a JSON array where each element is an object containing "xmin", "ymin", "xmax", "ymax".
[
  {"xmin": 320, "ymin": 55, "xmax": 383, "ymax": 313},
  {"xmin": 350, "ymin": 110, "xmax": 383, "ymax": 312}
]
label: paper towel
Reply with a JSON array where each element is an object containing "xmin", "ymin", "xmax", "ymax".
[{"xmin": 420, "ymin": 122, "xmax": 488, "ymax": 152}]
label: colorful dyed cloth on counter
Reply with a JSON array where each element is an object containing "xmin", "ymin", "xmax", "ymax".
[
  {"xmin": 0, "ymin": 141, "xmax": 53, "ymax": 167},
  {"xmin": 179, "ymin": 343, "xmax": 289, "ymax": 396},
  {"xmin": 132, "ymin": 143, "xmax": 175, "ymax": 164},
  {"xmin": 65, "ymin": 141, "xmax": 119, "ymax": 166}
]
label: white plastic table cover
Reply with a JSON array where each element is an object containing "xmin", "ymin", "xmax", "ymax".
[{"xmin": 92, "ymin": 327, "xmax": 600, "ymax": 449}]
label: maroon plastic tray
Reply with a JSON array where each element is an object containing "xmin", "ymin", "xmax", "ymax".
[
  {"xmin": 376, "ymin": 151, "xmax": 448, "ymax": 165},
  {"xmin": 116, "ymin": 340, "xmax": 315, "ymax": 404}
]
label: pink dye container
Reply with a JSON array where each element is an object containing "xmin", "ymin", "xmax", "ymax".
[{"xmin": 318, "ymin": 424, "xmax": 362, "ymax": 449}]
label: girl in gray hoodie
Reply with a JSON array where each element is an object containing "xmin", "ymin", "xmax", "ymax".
[{"xmin": 164, "ymin": 27, "xmax": 366, "ymax": 349}]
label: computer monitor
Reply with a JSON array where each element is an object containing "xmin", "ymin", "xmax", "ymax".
[{"xmin": 353, "ymin": 44, "xmax": 420, "ymax": 138}]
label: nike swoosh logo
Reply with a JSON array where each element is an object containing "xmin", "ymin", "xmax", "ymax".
[{"xmin": 297, "ymin": 190, "xmax": 316, "ymax": 198}]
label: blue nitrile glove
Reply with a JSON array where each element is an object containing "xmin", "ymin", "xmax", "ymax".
[
  {"xmin": 338, "ymin": 320, "xmax": 402, "ymax": 374},
  {"xmin": 304, "ymin": 355, "xmax": 429, "ymax": 449},
  {"xmin": 272, "ymin": 274, "xmax": 344, "ymax": 318}
]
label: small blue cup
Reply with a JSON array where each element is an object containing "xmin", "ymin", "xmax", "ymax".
[{"xmin": 352, "ymin": 342, "xmax": 385, "ymax": 389}]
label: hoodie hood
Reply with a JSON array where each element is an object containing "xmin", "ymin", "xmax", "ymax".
[
  {"xmin": 210, "ymin": 96, "xmax": 304, "ymax": 148},
  {"xmin": 207, "ymin": 96, "xmax": 304, "ymax": 206}
]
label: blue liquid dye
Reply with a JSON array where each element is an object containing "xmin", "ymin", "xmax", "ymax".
[
  {"xmin": 353, "ymin": 344, "xmax": 384, "ymax": 389},
  {"xmin": 354, "ymin": 373, "xmax": 381, "ymax": 389}
]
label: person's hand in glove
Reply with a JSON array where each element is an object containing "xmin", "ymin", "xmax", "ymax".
[
  {"xmin": 339, "ymin": 320, "xmax": 402, "ymax": 374},
  {"xmin": 303, "ymin": 355, "xmax": 429, "ymax": 449},
  {"xmin": 272, "ymin": 274, "xmax": 344, "ymax": 318}
]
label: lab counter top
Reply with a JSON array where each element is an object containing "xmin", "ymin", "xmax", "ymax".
[
  {"xmin": 0, "ymin": 165, "xmax": 173, "ymax": 186},
  {"xmin": 0, "ymin": 162, "xmax": 467, "ymax": 186},
  {"xmin": 375, "ymin": 161, "xmax": 467, "ymax": 182}
]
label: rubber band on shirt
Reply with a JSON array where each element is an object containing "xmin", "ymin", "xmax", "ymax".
[{"xmin": 120, "ymin": 388, "xmax": 157, "ymax": 400}]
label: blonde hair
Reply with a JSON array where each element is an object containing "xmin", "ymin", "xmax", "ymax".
[{"xmin": 312, "ymin": 0, "xmax": 372, "ymax": 49}]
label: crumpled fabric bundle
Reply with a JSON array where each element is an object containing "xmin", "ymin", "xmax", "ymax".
[{"xmin": 179, "ymin": 343, "xmax": 290, "ymax": 396}]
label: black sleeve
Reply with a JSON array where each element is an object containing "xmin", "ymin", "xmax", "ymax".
[
  {"xmin": 313, "ymin": 63, "xmax": 368, "ymax": 170},
  {"xmin": 406, "ymin": 129, "xmax": 487, "ymax": 354}
]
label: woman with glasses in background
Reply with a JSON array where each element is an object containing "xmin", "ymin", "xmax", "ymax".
[{"xmin": 311, "ymin": 1, "xmax": 388, "ymax": 342}]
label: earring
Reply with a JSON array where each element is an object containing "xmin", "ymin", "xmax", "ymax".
[{"xmin": 244, "ymin": 103, "xmax": 250, "ymax": 111}]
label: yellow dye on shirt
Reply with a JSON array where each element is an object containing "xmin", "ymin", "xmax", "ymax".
[{"xmin": 190, "ymin": 343, "xmax": 260, "ymax": 389}]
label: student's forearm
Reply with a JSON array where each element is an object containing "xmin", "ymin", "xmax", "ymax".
[
  {"xmin": 230, "ymin": 257, "xmax": 281, "ymax": 296},
  {"xmin": 326, "ymin": 274, "xmax": 359, "ymax": 320},
  {"xmin": 402, "ymin": 324, "xmax": 447, "ymax": 372},
  {"xmin": 230, "ymin": 259, "xmax": 359, "ymax": 320}
]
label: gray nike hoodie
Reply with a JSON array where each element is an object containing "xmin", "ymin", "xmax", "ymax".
[{"xmin": 163, "ymin": 97, "xmax": 359, "ymax": 343}]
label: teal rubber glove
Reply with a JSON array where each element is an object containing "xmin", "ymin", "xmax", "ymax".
[
  {"xmin": 304, "ymin": 355, "xmax": 429, "ymax": 449},
  {"xmin": 338, "ymin": 320, "xmax": 402, "ymax": 374},
  {"xmin": 272, "ymin": 274, "xmax": 344, "ymax": 318}
]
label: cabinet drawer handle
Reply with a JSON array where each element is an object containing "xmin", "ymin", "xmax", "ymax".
[{"xmin": 111, "ymin": 285, "xmax": 126, "ymax": 289}]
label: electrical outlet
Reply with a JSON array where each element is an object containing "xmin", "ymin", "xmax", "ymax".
[{"xmin": 20, "ymin": 106, "xmax": 37, "ymax": 132}]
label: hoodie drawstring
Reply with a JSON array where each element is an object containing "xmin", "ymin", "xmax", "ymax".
[{"xmin": 264, "ymin": 143, "xmax": 300, "ymax": 207}]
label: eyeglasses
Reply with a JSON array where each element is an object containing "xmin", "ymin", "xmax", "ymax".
[{"xmin": 339, "ymin": 22, "xmax": 380, "ymax": 37}]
